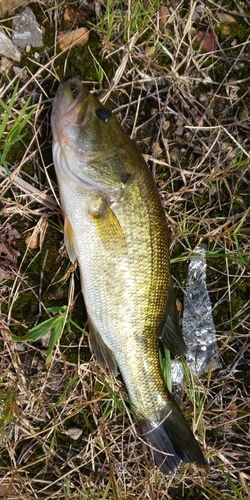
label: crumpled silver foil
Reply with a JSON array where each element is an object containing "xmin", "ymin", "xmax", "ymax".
[{"xmin": 172, "ymin": 245, "xmax": 221, "ymax": 384}]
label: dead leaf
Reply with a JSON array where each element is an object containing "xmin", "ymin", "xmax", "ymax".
[
  {"xmin": 221, "ymin": 25, "xmax": 232, "ymax": 36},
  {"xmin": 2, "ymin": 223, "xmax": 21, "ymax": 248},
  {"xmin": 176, "ymin": 299, "xmax": 182, "ymax": 316},
  {"xmin": 152, "ymin": 142, "xmax": 163, "ymax": 156},
  {"xmin": 159, "ymin": 5, "xmax": 168, "ymax": 29},
  {"xmin": 0, "ymin": 28, "xmax": 21, "ymax": 61},
  {"xmin": 25, "ymin": 217, "xmax": 48, "ymax": 250},
  {"xmin": 144, "ymin": 45, "xmax": 154, "ymax": 58},
  {"xmin": 0, "ymin": 224, "xmax": 20, "ymax": 280},
  {"xmin": 0, "ymin": 267, "xmax": 11, "ymax": 281},
  {"xmin": 216, "ymin": 12, "xmax": 236, "ymax": 23},
  {"xmin": 0, "ymin": 239, "xmax": 20, "ymax": 262},
  {"xmin": 57, "ymin": 27, "xmax": 89, "ymax": 51},
  {"xmin": 63, "ymin": 7, "xmax": 89, "ymax": 28},
  {"xmin": 0, "ymin": 0, "xmax": 34, "ymax": 17},
  {"xmin": 195, "ymin": 30, "xmax": 218, "ymax": 52}
]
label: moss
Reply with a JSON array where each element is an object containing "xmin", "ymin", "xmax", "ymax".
[
  {"xmin": 57, "ymin": 33, "xmax": 114, "ymax": 84},
  {"xmin": 3, "ymin": 140, "xmax": 28, "ymax": 170},
  {"xmin": 3, "ymin": 214, "xmax": 91, "ymax": 363},
  {"xmin": 3, "ymin": 221, "xmax": 66, "ymax": 335}
]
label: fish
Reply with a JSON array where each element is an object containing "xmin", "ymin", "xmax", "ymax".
[{"xmin": 51, "ymin": 77, "xmax": 207, "ymax": 474}]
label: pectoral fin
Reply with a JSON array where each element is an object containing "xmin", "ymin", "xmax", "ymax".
[
  {"xmin": 160, "ymin": 284, "xmax": 186, "ymax": 356},
  {"xmin": 88, "ymin": 198, "xmax": 127, "ymax": 254},
  {"xmin": 64, "ymin": 215, "xmax": 78, "ymax": 263},
  {"xmin": 89, "ymin": 320, "xmax": 118, "ymax": 377}
]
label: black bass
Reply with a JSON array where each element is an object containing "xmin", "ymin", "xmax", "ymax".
[{"xmin": 51, "ymin": 77, "xmax": 207, "ymax": 474}]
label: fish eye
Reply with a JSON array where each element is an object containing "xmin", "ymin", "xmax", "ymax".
[{"xmin": 96, "ymin": 107, "xmax": 112, "ymax": 122}]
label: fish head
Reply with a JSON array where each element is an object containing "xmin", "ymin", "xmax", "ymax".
[
  {"xmin": 52, "ymin": 78, "xmax": 112, "ymax": 145},
  {"xmin": 51, "ymin": 78, "xmax": 135, "ymax": 200}
]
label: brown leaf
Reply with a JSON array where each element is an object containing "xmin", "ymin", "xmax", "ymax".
[
  {"xmin": 216, "ymin": 12, "xmax": 236, "ymax": 23},
  {"xmin": 25, "ymin": 217, "xmax": 48, "ymax": 250},
  {"xmin": 221, "ymin": 25, "xmax": 232, "ymax": 36},
  {"xmin": 159, "ymin": 5, "xmax": 168, "ymax": 29},
  {"xmin": 0, "ymin": 0, "xmax": 34, "ymax": 17},
  {"xmin": 195, "ymin": 30, "xmax": 218, "ymax": 52},
  {"xmin": 0, "ymin": 224, "xmax": 20, "ymax": 280},
  {"xmin": 0, "ymin": 267, "xmax": 12, "ymax": 281},
  {"xmin": 57, "ymin": 27, "xmax": 89, "ymax": 51},
  {"xmin": 63, "ymin": 7, "xmax": 89, "ymax": 28},
  {"xmin": 144, "ymin": 45, "xmax": 154, "ymax": 58},
  {"xmin": 0, "ymin": 238, "xmax": 20, "ymax": 263}
]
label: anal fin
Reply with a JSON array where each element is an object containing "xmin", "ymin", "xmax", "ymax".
[
  {"xmin": 160, "ymin": 283, "xmax": 186, "ymax": 356},
  {"xmin": 89, "ymin": 319, "xmax": 118, "ymax": 377}
]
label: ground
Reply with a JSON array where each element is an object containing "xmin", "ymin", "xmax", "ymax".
[{"xmin": 0, "ymin": 1, "xmax": 249, "ymax": 499}]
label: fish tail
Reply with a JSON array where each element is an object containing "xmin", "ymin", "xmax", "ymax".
[{"xmin": 138, "ymin": 396, "xmax": 207, "ymax": 475}]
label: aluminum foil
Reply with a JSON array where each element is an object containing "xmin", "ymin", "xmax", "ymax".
[{"xmin": 172, "ymin": 245, "xmax": 221, "ymax": 384}]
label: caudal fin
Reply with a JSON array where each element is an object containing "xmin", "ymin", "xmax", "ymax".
[{"xmin": 138, "ymin": 396, "xmax": 207, "ymax": 475}]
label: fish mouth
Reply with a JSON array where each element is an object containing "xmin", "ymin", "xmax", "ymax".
[
  {"xmin": 52, "ymin": 77, "xmax": 90, "ymax": 127},
  {"xmin": 65, "ymin": 77, "xmax": 86, "ymax": 97},
  {"xmin": 63, "ymin": 78, "xmax": 91, "ymax": 126}
]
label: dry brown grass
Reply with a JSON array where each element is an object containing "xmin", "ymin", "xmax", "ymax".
[{"xmin": 0, "ymin": 0, "xmax": 249, "ymax": 498}]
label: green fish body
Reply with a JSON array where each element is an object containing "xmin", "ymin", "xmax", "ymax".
[{"xmin": 51, "ymin": 78, "xmax": 206, "ymax": 474}]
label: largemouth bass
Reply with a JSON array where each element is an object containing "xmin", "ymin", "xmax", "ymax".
[{"xmin": 51, "ymin": 77, "xmax": 207, "ymax": 474}]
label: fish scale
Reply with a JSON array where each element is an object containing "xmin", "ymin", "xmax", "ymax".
[{"xmin": 51, "ymin": 77, "xmax": 207, "ymax": 474}]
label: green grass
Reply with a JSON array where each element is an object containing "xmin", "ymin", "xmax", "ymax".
[
  {"xmin": 13, "ymin": 305, "xmax": 87, "ymax": 364},
  {"xmin": 0, "ymin": 0, "xmax": 249, "ymax": 498},
  {"xmin": 90, "ymin": 0, "xmax": 160, "ymax": 48},
  {"xmin": 0, "ymin": 81, "xmax": 38, "ymax": 177}
]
